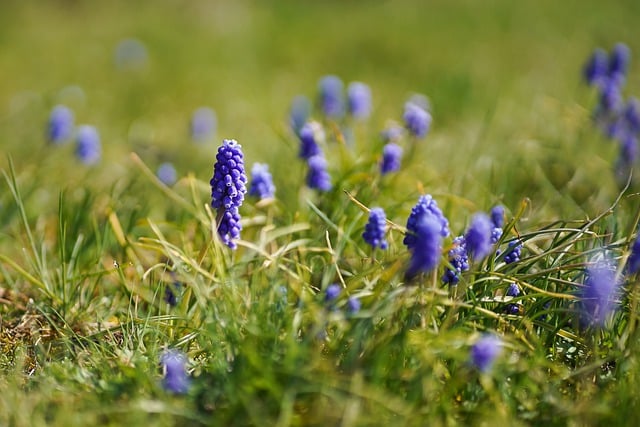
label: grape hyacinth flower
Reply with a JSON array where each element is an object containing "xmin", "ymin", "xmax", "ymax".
[
  {"xmin": 248, "ymin": 162, "xmax": 276, "ymax": 199},
  {"xmin": 347, "ymin": 296, "xmax": 361, "ymax": 314},
  {"xmin": 210, "ymin": 139, "xmax": 247, "ymax": 249},
  {"xmin": 318, "ymin": 75, "xmax": 344, "ymax": 119},
  {"xmin": 306, "ymin": 154, "xmax": 332, "ymax": 191},
  {"xmin": 583, "ymin": 48, "xmax": 608, "ymax": 86},
  {"xmin": 503, "ymin": 240, "xmax": 522, "ymax": 264},
  {"xmin": 470, "ymin": 334, "xmax": 503, "ymax": 373},
  {"xmin": 405, "ymin": 215, "xmax": 443, "ymax": 281},
  {"xmin": 609, "ymin": 42, "xmax": 631, "ymax": 81},
  {"xmin": 157, "ymin": 162, "xmax": 177, "ymax": 186},
  {"xmin": 75, "ymin": 125, "xmax": 101, "ymax": 165},
  {"xmin": 626, "ymin": 234, "xmax": 640, "ymax": 274},
  {"xmin": 380, "ymin": 143, "xmax": 403, "ymax": 175},
  {"xmin": 614, "ymin": 133, "xmax": 639, "ymax": 183},
  {"xmin": 47, "ymin": 105, "xmax": 74, "ymax": 144},
  {"xmin": 490, "ymin": 227, "xmax": 503, "ymax": 245},
  {"xmin": 403, "ymin": 102, "xmax": 432, "ymax": 139},
  {"xmin": 289, "ymin": 95, "xmax": 311, "ymax": 135},
  {"xmin": 362, "ymin": 207, "xmax": 388, "ymax": 250},
  {"xmin": 624, "ymin": 98, "xmax": 640, "ymax": 134},
  {"xmin": 490, "ymin": 205, "xmax": 505, "ymax": 229},
  {"xmin": 347, "ymin": 81, "xmax": 372, "ymax": 120},
  {"xmin": 465, "ymin": 213, "xmax": 493, "ymax": 261},
  {"xmin": 380, "ymin": 122, "xmax": 404, "ymax": 143},
  {"xmin": 160, "ymin": 349, "xmax": 190, "ymax": 394},
  {"xmin": 581, "ymin": 258, "xmax": 619, "ymax": 327},
  {"xmin": 505, "ymin": 283, "xmax": 521, "ymax": 315},
  {"xmin": 403, "ymin": 195, "xmax": 450, "ymax": 250},
  {"xmin": 325, "ymin": 283, "xmax": 341, "ymax": 304},
  {"xmin": 298, "ymin": 121, "xmax": 324, "ymax": 160},
  {"xmin": 190, "ymin": 107, "xmax": 217, "ymax": 142},
  {"xmin": 442, "ymin": 236, "xmax": 469, "ymax": 286}
]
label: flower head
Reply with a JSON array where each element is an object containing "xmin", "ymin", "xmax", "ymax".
[
  {"xmin": 583, "ymin": 48, "xmax": 608, "ymax": 86},
  {"xmin": 465, "ymin": 213, "xmax": 493, "ymax": 261},
  {"xmin": 442, "ymin": 236, "xmax": 469, "ymax": 286},
  {"xmin": 380, "ymin": 143, "xmax": 403, "ymax": 175},
  {"xmin": 157, "ymin": 162, "xmax": 177, "ymax": 186},
  {"xmin": 47, "ymin": 105, "xmax": 74, "ymax": 144},
  {"xmin": 346, "ymin": 296, "xmax": 361, "ymax": 314},
  {"xmin": 289, "ymin": 95, "xmax": 311, "ymax": 135},
  {"xmin": 403, "ymin": 102, "xmax": 431, "ymax": 138},
  {"xmin": 325, "ymin": 283, "xmax": 341, "ymax": 303},
  {"xmin": 609, "ymin": 42, "xmax": 631, "ymax": 81},
  {"xmin": 403, "ymin": 195, "xmax": 449, "ymax": 250},
  {"xmin": 160, "ymin": 349, "xmax": 190, "ymax": 394},
  {"xmin": 581, "ymin": 258, "xmax": 619, "ymax": 327},
  {"xmin": 505, "ymin": 283, "xmax": 520, "ymax": 315},
  {"xmin": 347, "ymin": 81, "xmax": 372, "ymax": 120},
  {"xmin": 191, "ymin": 107, "xmax": 217, "ymax": 142},
  {"xmin": 318, "ymin": 75, "xmax": 344, "ymax": 119},
  {"xmin": 248, "ymin": 162, "xmax": 276, "ymax": 199},
  {"xmin": 75, "ymin": 125, "xmax": 101, "ymax": 165},
  {"xmin": 626, "ymin": 234, "xmax": 640, "ymax": 274},
  {"xmin": 490, "ymin": 205, "xmax": 505, "ymax": 229},
  {"xmin": 503, "ymin": 240, "xmax": 522, "ymax": 264},
  {"xmin": 306, "ymin": 154, "xmax": 332, "ymax": 191},
  {"xmin": 405, "ymin": 215, "xmax": 443, "ymax": 281},
  {"xmin": 210, "ymin": 139, "xmax": 247, "ymax": 249},
  {"xmin": 362, "ymin": 207, "xmax": 388, "ymax": 250},
  {"xmin": 298, "ymin": 121, "xmax": 324, "ymax": 160},
  {"xmin": 470, "ymin": 334, "xmax": 503, "ymax": 373}
]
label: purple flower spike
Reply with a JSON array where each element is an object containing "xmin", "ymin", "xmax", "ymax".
[
  {"xmin": 465, "ymin": 213, "xmax": 493, "ymax": 261},
  {"xmin": 442, "ymin": 236, "xmax": 469, "ymax": 286},
  {"xmin": 347, "ymin": 296, "xmax": 361, "ymax": 314},
  {"xmin": 470, "ymin": 334, "xmax": 503, "ymax": 373},
  {"xmin": 583, "ymin": 48, "xmax": 608, "ymax": 86},
  {"xmin": 627, "ymin": 234, "xmax": 640, "ymax": 274},
  {"xmin": 318, "ymin": 75, "xmax": 344, "ymax": 119},
  {"xmin": 248, "ymin": 162, "xmax": 276, "ymax": 199},
  {"xmin": 157, "ymin": 162, "xmax": 177, "ymax": 186},
  {"xmin": 609, "ymin": 43, "xmax": 631, "ymax": 80},
  {"xmin": 210, "ymin": 139, "xmax": 247, "ymax": 249},
  {"xmin": 405, "ymin": 215, "xmax": 443, "ymax": 281},
  {"xmin": 347, "ymin": 81, "xmax": 372, "ymax": 120},
  {"xmin": 490, "ymin": 205, "xmax": 505, "ymax": 229},
  {"xmin": 403, "ymin": 102, "xmax": 431, "ymax": 138},
  {"xmin": 600, "ymin": 80, "xmax": 623, "ymax": 114},
  {"xmin": 47, "ymin": 105, "xmax": 74, "ymax": 144},
  {"xmin": 191, "ymin": 107, "xmax": 217, "ymax": 142},
  {"xmin": 404, "ymin": 195, "xmax": 450, "ymax": 250},
  {"xmin": 75, "ymin": 125, "xmax": 101, "ymax": 165},
  {"xmin": 306, "ymin": 154, "xmax": 332, "ymax": 191},
  {"xmin": 298, "ymin": 121, "xmax": 323, "ymax": 160},
  {"xmin": 325, "ymin": 284, "xmax": 341, "ymax": 303},
  {"xmin": 161, "ymin": 349, "xmax": 190, "ymax": 394},
  {"xmin": 380, "ymin": 143, "xmax": 403, "ymax": 175},
  {"xmin": 503, "ymin": 240, "xmax": 522, "ymax": 264},
  {"xmin": 362, "ymin": 207, "xmax": 388, "ymax": 250},
  {"xmin": 624, "ymin": 98, "xmax": 640, "ymax": 134},
  {"xmin": 505, "ymin": 283, "xmax": 520, "ymax": 314},
  {"xmin": 581, "ymin": 258, "xmax": 619, "ymax": 327}
]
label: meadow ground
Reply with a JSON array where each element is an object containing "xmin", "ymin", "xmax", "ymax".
[{"xmin": 1, "ymin": 0, "xmax": 640, "ymax": 425}]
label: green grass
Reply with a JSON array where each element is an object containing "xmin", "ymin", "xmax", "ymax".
[{"xmin": 2, "ymin": 0, "xmax": 640, "ymax": 425}]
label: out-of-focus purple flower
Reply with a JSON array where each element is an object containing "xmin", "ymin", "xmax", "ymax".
[
  {"xmin": 615, "ymin": 134, "xmax": 639, "ymax": 183},
  {"xmin": 347, "ymin": 81, "xmax": 372, "ymax": 120},
  {"xmin": 160, "ymin": 349, "xmax": 190, "ymax": 394},
  {"xmin": 298, "ymin": 121, "xmax": 324, "ymax": 160},
  {"xmin": 404, "ymin": 195, "xmax": 450, "ymax": 250},
  {"xmin": 503, "ymin": 240, "xmax": 522, "ymax": 264},
  {"xmin": 318, "ymin": 75, "xmax": 344, "ymax": 119},
  {"xmin": 346, "ymin": 296, "xmax": 361, "ymax": 314},
  {"xmin": 470, "ymin": 334, "xmax": 503, "ymax": 373},
  {"xmin": 325, "ymin": 283, "xmax": 341, "ymax": 303},
  {"xmin": 380, "ymin": 143, "xmax": 403, "ymax": 175},
  {"xmin": 490, "ymin": 205, "xmax": 505, "ymax": 229},
  {"xmin": 248, "ymin": 162, "xmax": 276, "ymax": 199},
  {"xmin": 157, "ymin": 162, "xmax": 177, "ymax": 186},
  {"xmin": 75, "ymin": 125, "xmax": 101, "ymax": 165},
  {"xmin": 609, "ymin": 43, "xmax": 631, "ymax": 81},
  {"xmin": 600, "ymin": 80, "xmax": 623, "ymax": 114},
  {"xmin": 47, "ymin": 105, "xmax": 74, "ymax": 144},
  {"xmin": 465, "ymin": 213, "xmax": 493, "ymax": 261},
  {"xmin": 290, "ymin": 95, "xmax": 311, "ymax": 135},
  {"xmin": 190, "ymin": 107, "xmax": 217, "ymax": 142},
  {"xmin": 583, "ymin": 48, "xmax": 608, "ymax": 86},
  {"xmin": 210, "ymin": 139, "xmax": 247, "ymax": 249},
  {"xmin": 405, "ymin": 215, "xmax": 443, "ymax": 281},
  {"xmin": 505, "ymin": 283, "xmax": 520, "ymax": 315},
  {"xmin": 114, "ymin": 38, "xmax": 148, "ymax": 70},
  {"xmin": 306, "ymin": 154, "xmax": 332, "ymax": 191},
  {"xmin": 624, "ymin": 98, "xmax": 640, "ymax": 134},
  {"xmin": 442, "ymin": 235, "xmax": 469, "ymax": 286},
  {"xmin": 362, "ymin": 207, "xmax": 388, "ymax": 250},
  {"xmin": 380, "ymin": 122, "xmax": 404, "ymax": 143},
  {"xmin": 627, "ymin": 235, "xmax": 640, "ymax": 274},
  {"xmin": 581, "ymin": 258, "xmax": 619, "ymax": 327},
  {"xmin": 403, "ymin": 102, "xmax": 431, "ymax": 138}
]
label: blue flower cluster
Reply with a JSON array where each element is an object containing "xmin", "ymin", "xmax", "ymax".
[
  {"xmin": 362, "ymin": 207, "xmax": 388, "ymax": 250},
  {"xmin": 248, "ymin": 162, "xmax": 276, "ymax": 200},
  {"xmin": 503, "ymin": 240, "xmax": 522, "ymax": 264},
  {"xmin": 505, "ymin": 283, "xmax": 520, "ymax": 315},
  {"xmin": 306, "ymin": 154, "xmax": 332, "ymax": 191},
  {"xmin": 405, "ymin": 215, "xmax": 443, "ymax": 281},
  {"xmin": 318, "ymin": 75, "xmax": 345, "ymax": 119},
  {"xmin": 47, "ymin": 105, "xmax": 74, "ymax": 144},
  {"xmin": 470, "ymin": 334, "xmax": 502, "ymax": 373},
  {"xmin": 465, "ymin": 213, "xmax": 493, "ymax": 261},
  {"xmin": 442, "ymin": 236, "xmax": 469, "ymax": 286},
  {"xmin": 626, "ymin": 234, "xmax": 640, "ymax": 274},
  {"xmin": 157, "ymin": 162, "xmax": 177, "ymax": 186},
  {"xmin": 160, "ymin": 349, "xmax": 190, "ymax": 394},
  {"xmin": 210, "ymin": 139, "xmax": 247, "ymax": 249},
  {"xmin": 347, "ymin": 81, "xmax": 372, "ymax": 120},
  {"xmin": 581, "ymin": 258, "xmax": 619, "ymax": 327},
  {"xmin": 380, "ymin": 143, "xmax": 403, "ymax": 175},
  {"xmin": 75, "ymin": 125, "xmax": 102, "ymax": 165},
  {"xmin": 403, "ymin": 101, "xmax": 432, "ymax": 138},
  {"xmin": 298, "ymin": 121, "xmax": 323, "ymax": 160},
  {"xmin": 404, "ymin": 194, "xmax": 450, "ymax": 250}
]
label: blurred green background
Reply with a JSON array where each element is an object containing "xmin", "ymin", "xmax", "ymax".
[{"xmin": 0, "ymin": 0, "xmax": 638, "ymax": 216}]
